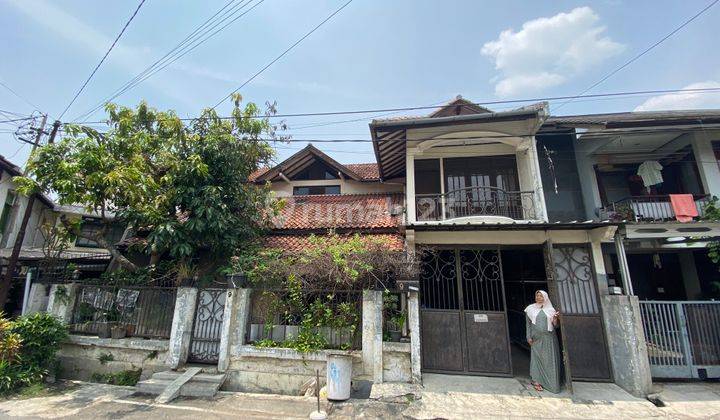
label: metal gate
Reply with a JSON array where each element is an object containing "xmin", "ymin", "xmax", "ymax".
[
  {"xmin": 419, "ymin": 248, "xmax": 512, "ymax": 376},
  {"xmin": 188, "ymin": 289, "xmax": 226, "ymax": 364},
  {"xmin": 545, "ymin": 243, "xmax": 613, "ymax": 382},
  {"xmin": 639, "ymin": 301, "xmax": 720, "ymax": 379}
]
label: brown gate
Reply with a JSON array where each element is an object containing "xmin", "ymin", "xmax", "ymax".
[
  {"xmin": 545, "ymin": 243, "xmax": 613, "ymax": 382},
  {"xmin": 420, "ymin": 248, "xmax": 512, "ymax": 376}
]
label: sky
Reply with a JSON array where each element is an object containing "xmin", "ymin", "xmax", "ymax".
[{"xmin": 1, "ymin": 0, "xmax": 720, "ymax": 167}]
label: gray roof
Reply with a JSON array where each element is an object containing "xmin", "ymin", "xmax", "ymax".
[{"xmin": 546, "ymin": 109, "xmax": 720, "ymax": 128}]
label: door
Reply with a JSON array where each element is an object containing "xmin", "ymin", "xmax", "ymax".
[
  {"xmin": 188, "ymin": 289, "xmax": 226, "ymax": 364},
  {"xmin": 420, "ymin": 248, "xmax": 512, "ymax": 375},
  {"xmin": 545, "ymin": 243, "xmax": 613, "ymax": 381}
]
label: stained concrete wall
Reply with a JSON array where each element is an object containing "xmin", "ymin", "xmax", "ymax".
[
  {"xmin": 224, "ymin": 346, "xmax": 364, "ymax": 395},
  {"xmin": 601, "ymin": 295, "xmax": 653, "ymax": 397},
  {"xmin": 382, "ymin": 342, "xmax": 412, "ymax": 383},
  {"xmin": 58, "ymin": 335, "xmax": 169, "ymax": 381}
]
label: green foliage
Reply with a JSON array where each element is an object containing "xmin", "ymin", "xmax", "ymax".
[
  {"xmin": 702, "ymin": 197, "xmax": 720, "ymax": 272},
  {"xmin": 97, "ymin": 353, "xmax": 114, "ymax": 365},
  {"xmin": 90, "ymin": 369, "xmax": 141, "ymax": 386},
  {"xmin": 53, "ymin": 286, "xmax": 70, "ymax": 306},
  {"xmin": 0, "ymin": 313, "xmax": 68, "ymax": 394},
  {"xmin": 20, "ymin": 99, "xmax": 284, "ymax": 273}
]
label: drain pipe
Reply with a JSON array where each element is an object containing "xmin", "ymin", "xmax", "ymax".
[{"xmin": 614, "ymin": 232, "xmax": 634, "ymax": 296}]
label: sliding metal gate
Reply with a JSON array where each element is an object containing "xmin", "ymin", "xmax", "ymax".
[
  {"xmin": 188, "ymin": 289, "xmax": 226, "ymax": 364},
  {"xmin": 419, "ymin": 249, "xmax": 512, "ymax": 376},
  {"xmin": 639, "ymin": 301, "xmax": 720, "ymax": 379}
]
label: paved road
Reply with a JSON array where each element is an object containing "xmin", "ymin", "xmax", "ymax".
[{"xmin": 0, "ymin": 380, "xmax": 718, "ymax": 419}]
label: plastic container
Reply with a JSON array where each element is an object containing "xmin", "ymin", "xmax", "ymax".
[{"xmin": 326, "ymin": 354, "xmax": 352, "ymax": 401}]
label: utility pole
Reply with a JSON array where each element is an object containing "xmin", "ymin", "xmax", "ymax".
[{"xmin": 0, "ymin": 117, "xmax": 59, "ymax": 309}]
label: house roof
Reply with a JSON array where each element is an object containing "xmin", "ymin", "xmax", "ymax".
[
  {"xmin": 545, "ymin": 109, "xmax": 720, "ymax": 129},
  {"xmin": 370, "ymin": 98, "xmax": 548, "ymax": 180},
  {"xmin": 252, "ymin": 144, "xmax": 365, "ymax": 183},
  {"xmin": 273, "ymin": 193, "xmax": 403, "ymax": 230},
  {"xmin": 0, "ymin": 155, "xmax": 55, "ymax": 208},
  {"xmin": 263, "ymin": 233, "xmax": 404, "ymax": 252},
  {"xmin": 344, "ymin": 163, "xmax": 380, "ymax": 180}
]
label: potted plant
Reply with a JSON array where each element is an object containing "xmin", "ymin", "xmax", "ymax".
[
  {"xmin": 97, "ymin": 308, "xmax": 122, "ymax": 339},
  {"xmin": 388, "ymin": 313, "xmax": 406, "ymax": 342}
]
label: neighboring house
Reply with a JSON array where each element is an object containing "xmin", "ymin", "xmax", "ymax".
[
  {"xmin": 250, "ymin": 144, "xmax": 404, "ymax": 253},
  {"xmin": 0, "ymin": 155, "xmax": 121, "ymax": 315}
]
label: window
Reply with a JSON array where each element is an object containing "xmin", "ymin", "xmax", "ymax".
[
  {"xmin": 414, "ymin": 159, "xmax": 441, "ymax": 195},
  {"xmin": 75, "ymin": 219, "xmax": 125, "ymax": 248},
  {"xmin": 444, "ymin": 156, "xmax": 519, "ymax": 193},
  {"xmin": 293, "ymin": 185, "xmax": 341, "ymax": 196},
  {"xmin": 293, "ymin": 161, "xmax": 339, "ymax": 180},
  {"xmin": 0, "ymin": 191, "xmax": 16, "ymax": 235}
]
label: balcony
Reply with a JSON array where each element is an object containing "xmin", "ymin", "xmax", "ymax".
[
  {"xmin": 415, "ymin": 186, "xmax": 537, "ymax": 222},
  {"xmin": 601, "ymin": 195, "xmax": 709, "ymax": 222}
]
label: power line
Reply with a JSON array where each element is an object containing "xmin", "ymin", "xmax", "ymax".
[
  {"xmin": 77, "ymin": 86, "xmax": 720, "ymax": 125},
  {"xmin": 211, "ymin": 0, "xmax": 354, "ymax": 110},
  {"xmin": 73, "ymin": 0, "xmax": 262, "ymax": 122},
  {"xmin": 58, "ymin": 0, "xmax": 147, "ymax": 120},
  {"xmin": 555, "ymin": 0, "xmax": 720, "ymax": 111},
  {"xmin": 0, "ymin": 77, "xmax": 41, "ymax": 112}
]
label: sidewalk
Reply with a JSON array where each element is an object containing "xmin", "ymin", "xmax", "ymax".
[{"xmin": 0, "ymin": 379, "xmax": 718, "ymax": 419}]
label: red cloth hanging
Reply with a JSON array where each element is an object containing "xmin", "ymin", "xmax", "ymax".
[{"xmin": 669, "ymin": 194, "xmax": 698, "ymax": 223}]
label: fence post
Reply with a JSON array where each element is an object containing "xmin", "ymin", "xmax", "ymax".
[
  {"xmin": 217, "ymin": 288, "xmax": 251, "ymax": 372},
  {"xmin": 166, "ymin": 287, "xmax": 198, "ymax": 369},
  {"xmin": 408, "ymin": 291, "xmax": 422, "ymax": 384},
  {"xmin": 47, "ymin": 283, "xmax": 79, "ymax": 323},
  {"xmin": 24, "ymin": 282, "xmax": 49, "ymax": 315},
  {"xmin": 362, "ymin": 290, "xmax": 383, "ymax": 383},
  {"xmin": 675, "ymin": 302, "xmax": 695, "ymax": 378}
]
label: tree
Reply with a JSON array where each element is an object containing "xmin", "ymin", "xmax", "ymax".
[{"xmin": 16, "ymin": 97, "xmax": 283, "ymax": 277}]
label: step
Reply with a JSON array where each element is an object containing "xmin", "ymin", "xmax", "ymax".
[
  {"xmin": 135, "ymin": 378, "xmax": 173, "ymax": 395},
  {"xmin": 152, "ymin": 371, "xmax": 225, "ymax": 384},
  {"xmin": 179, "ymin": 381, "xmax": 223, "ymax": 398}
]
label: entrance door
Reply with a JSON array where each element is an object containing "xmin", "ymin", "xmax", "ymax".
[
  {"xmin": 188, "ymin": 289, "xmax": 226, "ymax": 364},
  {"xmin": 546, "ymin": 244, "xmax": 613, "ymax": 381},
  {"xmin": 420, "ymin": 249, "xmax": 512, "ymax": 375}
]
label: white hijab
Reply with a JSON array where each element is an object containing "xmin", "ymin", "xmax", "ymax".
[{"xmin": 524, "ymin": 290, "xmax": 557, "ymax": 332}]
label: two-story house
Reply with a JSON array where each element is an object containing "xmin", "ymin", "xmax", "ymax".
[
  {"xmin": 370, "ymin": 97, "xmax": 619, "ymax": 385},
  {"xmin": 544, "ymin": 110, "xmax": 720, "ymax": 380}
]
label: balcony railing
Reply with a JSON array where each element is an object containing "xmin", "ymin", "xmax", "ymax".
[
  {"xmin": 415, "ymin": 186, "xmax": 537, "ymax": 222},
  {"xmin": 602, "ymin": 194, "xmax": 709, "ymax": 222}
]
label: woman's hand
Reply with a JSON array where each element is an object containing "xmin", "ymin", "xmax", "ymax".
[
  {"xmin": 527, "ymin": 338, "xmax": 534, "ymax": 346},
  {"xmin": 552, "ymin": 312, "xmax": 561, "ymax": 326}
]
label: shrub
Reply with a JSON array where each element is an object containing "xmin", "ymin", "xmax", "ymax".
[
  {"xmin": 0, "ymin": 312, "xmax": 68, "ymax": 394},
  {"xmin": 90, "ymin": 369, "xmax": 141, "ymax": 386}
]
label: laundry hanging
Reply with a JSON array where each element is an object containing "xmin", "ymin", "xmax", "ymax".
[{"xmin": 637, "ymin": 160, "xmax": 663, "ymax": 192}]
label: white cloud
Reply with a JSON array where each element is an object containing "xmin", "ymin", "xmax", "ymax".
[
  {"xmin": 481, "ymin": 7, "xmax": 624, "ymax": 97},
  {"xmin": 634, "ymin": 81, "xmax": 720, "ymax": 111}
]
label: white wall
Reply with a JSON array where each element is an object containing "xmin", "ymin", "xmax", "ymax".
[{"xmin": 269, "ymin": 178, "xmax": 402, "ymax": 197}]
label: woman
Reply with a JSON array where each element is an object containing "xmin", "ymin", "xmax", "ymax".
[{"xmin": 525, "ymin": 290, "xmax": 562, "ymax": 393}]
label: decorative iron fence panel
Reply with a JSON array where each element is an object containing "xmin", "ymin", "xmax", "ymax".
[
  {"xmin": 639, "ymin": 300, "xmax": 720, "ymax": 379},
  {"xmin": 551, "ymin": 246, "xmax": 598, "ymax": 315},
  {"xmin": 415, "ymin": 186, "xmax": 536, "ymax": 222},
  {"xmin": 188, "ymin": 288, "xmax": 227, "ymax": 364},
  {"xmin": 70, "ymin": 285, "xmax": 177, "ymax": 339}
]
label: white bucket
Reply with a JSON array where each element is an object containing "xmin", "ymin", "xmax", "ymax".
[{"xmin": 326, "ymin": 354, "xmax": 352, "ymax": 401}]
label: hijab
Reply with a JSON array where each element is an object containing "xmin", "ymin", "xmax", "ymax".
[{"xmin": 524, "ymin": 290, "xmax": 557, "ymax": 332}]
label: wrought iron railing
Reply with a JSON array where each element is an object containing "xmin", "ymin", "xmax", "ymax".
[
  {"xmin": 603, "ymin": 195, "xmax": 709, "ymax": 222},
  {"xmin": 246, "ymin": 289, "xmax": 363, "ymax": 350},
  {"xmin": 415, "ymin": 186, "xmax": 537, "ymax": 221},
  {"xmin": 70, "ymin": 285, "xmax": 177, "ymax": 339}
]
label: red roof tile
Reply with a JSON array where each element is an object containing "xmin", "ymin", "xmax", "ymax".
[
  {"xmin": 345, "ymin": 163, "xmax": 380, "ymax": 180},
  {"xmin": 249, "ymin": 167, "xmax": 270, "ymax": 182},
  {"xmin": 273, "ymin": 193, "xmax": 403, "ymax": 230},
  {"xmin": 264, "ymin": 233, "xmax": 404, "ymax": 252}
]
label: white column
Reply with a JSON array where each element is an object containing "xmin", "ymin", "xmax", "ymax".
[
  {"xmin": 407, "ymin": 291, "xmax": 421, "ymax": 384},
  {"xmin": 24, "ymin": 282, "xmax": 49, "ymax": 315},
  {"xmin": 406, "ymin": 154, "xmax": 416, "ymax": 224},
  {"xmin": 166, "ymin": 287, "xmax": 198, "ymax": 369},
  {"xmin": 217, "ymin": 288, "xmax": 251, "ymax": 372},
  {"xmin": 614, "ymin": 233, "xmax": 634, "ymax": 295},
  {"xmin": 691, "ymin": 132, "xmax": 720, "ymax": 196},
  {"xmin": 574, "ymin": 140, "xmax": 603, "ymax": 220},
  {"xmin": 362, "ymin": 290, "xmax": 383, "ymax": 383},
  {"xmin": 47, "ymin": 283, "xmax": 79, "ymax": 323}
]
